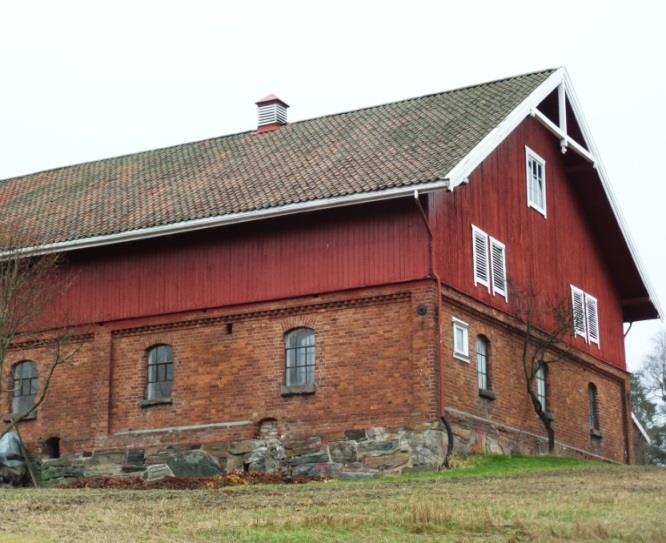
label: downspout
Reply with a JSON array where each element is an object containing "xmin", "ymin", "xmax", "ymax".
[{"xmin": 412, "ymin": 190, "xmax": 454, "ymax": 466}]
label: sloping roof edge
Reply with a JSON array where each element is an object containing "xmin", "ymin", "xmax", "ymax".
[
  {"xmin": 11, "ymin": 179, "xmax": 447, "ymax": 257},
  {"xmin": 442, "ymin": 67, "xmax": 663, "ymax": 321}
]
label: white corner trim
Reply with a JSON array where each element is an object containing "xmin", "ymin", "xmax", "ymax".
[{"xmin": 7, "ymin": 180, "xmax": 448, "ymax": 258}]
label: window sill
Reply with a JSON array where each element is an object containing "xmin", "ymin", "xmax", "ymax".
[
  {"xmin": 281, "ymin": 384, "xmax": 317, "ymax": 396},
  {"xmin": 453, "ymin": 352, "xmax": 469, "ymax": 363},
  {"xmin": 140, "ymin": 398, "xmax": 173, "ymax": 408},
  {"xmin": 590, "ymin": 428, "xmax": 603, "ymax": 440},
  {"xmin": 544, "ymin": 411, "xmax": 555, "ymax": 422},
  {"xmin": 528, "ymin": 202, "xmax": 547, "ymax": 218},
  {"xmin": 479, "ymin": 389, "xmax": 496, "ymax": 401}
]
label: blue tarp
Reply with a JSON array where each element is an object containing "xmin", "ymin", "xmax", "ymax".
[{"xmin": 0, "ymin": 432, "xmax": 24, "ymax": 468}]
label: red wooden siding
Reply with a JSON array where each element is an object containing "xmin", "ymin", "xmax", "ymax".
[
  {"xmin": 46, "ymin": 200, "xmax": 429, "ymax": 327},
  {"xmin": 430, "ymin": 116, "xmax": 627, "ymax": 369}
]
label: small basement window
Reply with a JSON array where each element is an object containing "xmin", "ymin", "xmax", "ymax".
[
  {"xmin": 452, "ymin": 318, "xmax": 469, "ymax": 362},
  {"xmin": 44, "ymin": 437, "xmax": 61, "ymax": 459}
]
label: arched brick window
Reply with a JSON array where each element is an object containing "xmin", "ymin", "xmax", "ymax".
[
  {"xmin": 284, "ymin": 328, "xmax": 315, "ymax": 386},
  {"xmin": 12, "ymin": 360, "xmax": 38, "ymax": 417},
  {"xmin": 146, "ymin": 344, "xmax": 173, "ymax": 400},
  {"xmin": 476, "ymin": 335, "xmax": 490, "ymax": 391},
  {"xmin": 588, "ymin": 383, "xmax": 600, "ymax": 432},
  {"xmin": 535, "ymin": 364, "xmax": 547, "ymax": 412}
]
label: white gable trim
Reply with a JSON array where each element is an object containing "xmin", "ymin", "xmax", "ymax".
[
  {"xmin": 443, "ymin": 69, "xmax": 564, "ymax": 189},
  {"xmin": 442, "ymin": 67, "xmax": 662, "ymax": 321}
]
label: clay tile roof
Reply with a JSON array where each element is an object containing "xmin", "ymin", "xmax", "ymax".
[{"xmin": 0, "ymin": 69, "xmax": 555, "ymax": 250}]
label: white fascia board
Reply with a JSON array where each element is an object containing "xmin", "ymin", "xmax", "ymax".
[
  {"xmin": 8, "ymin": 179, "xmax": 448, "ymax": 258},
  {"xmin": 443, "ymin": 68, "xmax": 566, "ymax": 189},
  {"xmin": 560, "ymin": 70, "xmax": 663, "ymax": 321},
  {"xmin": 631, "ymin": 412, "xmax": 651, "ymax": 444}
]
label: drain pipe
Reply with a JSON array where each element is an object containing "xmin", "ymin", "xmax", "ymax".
[{"xmin": 412, "ymin": 190, "xmax": 454, "ymax": 467}]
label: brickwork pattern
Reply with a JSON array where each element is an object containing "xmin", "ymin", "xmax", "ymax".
[
  {"xmin": 442, "ymin": 288, "xmax": 630, "ymax": 463},
  {"xmin": 2, "ymin": 282, "xmax": 438, "ymax": 456}
]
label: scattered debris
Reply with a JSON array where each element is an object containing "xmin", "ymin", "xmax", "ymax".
[{"xmin": 58, "ymin": 470, "xmax": 323, "ymax": 489}]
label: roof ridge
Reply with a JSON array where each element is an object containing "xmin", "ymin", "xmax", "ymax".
[
  {"xmin": 0, "ymin": 67, "xmax": 558, "ymax": 184},
  {"xmin": 287, "ymin": 67, "xmax": 559, "ymax": 126}
]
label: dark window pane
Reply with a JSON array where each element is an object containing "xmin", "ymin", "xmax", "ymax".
[
  {"xmin": 146, "ymin": 345, "xmax": 173, "ymax": 399},
  {"xmin": 284, "ymin": 329, "xmax": 316, "ymax": 386}
]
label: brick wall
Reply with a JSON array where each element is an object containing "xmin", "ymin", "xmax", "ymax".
[
  {"xmin": 2, "ymin": 280, "xmax": 633, "ymax": 465},
  {"xmin": 442, "ymin": 287, "xmax": 630, "ymax": 463},
  {"xmin": 2, "ymin": 281, "xmax": 439, "ymax": 456}
]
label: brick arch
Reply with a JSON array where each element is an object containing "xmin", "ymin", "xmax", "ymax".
[{"xmin": 278, "ymin": 315, "xmax": 320, "ymax": 334}]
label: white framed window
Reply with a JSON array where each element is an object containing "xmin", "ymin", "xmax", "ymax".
[
  {"xmin": 570, "ymin": 285, "xmax": 600, "ymax": 347},
  {"xmin": 472, "ymin": 225, "xmax": 508, "ymax": 301},
  {"xmin": 526, "ymin": 146, "xmax": 547, "ymax": 217},
  {"xmin": 452, "ymin": 317, "xmax": 469, "ymax": 362}
]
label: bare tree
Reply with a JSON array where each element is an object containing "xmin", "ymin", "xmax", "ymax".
[
  {"xmin": 0, "ymin": 232, "xmax": 77, "ymax": 445},
  {"xmin": 514, "ymin": 286, "xmax": 574, "ymax": 453},
  {"xmin": 633, "ymin": 329, "xmax": 666, "ymax": 464},
  {"xmin": 641, "ymin": 329, "xmax": 666, "ymax": 410}
]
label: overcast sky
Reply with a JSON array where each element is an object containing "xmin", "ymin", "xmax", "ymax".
[{"xmin": 1, "ymin": 1, "xmax": 664, "ymax": 371}]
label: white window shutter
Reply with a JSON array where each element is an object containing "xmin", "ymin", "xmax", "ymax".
[
  {"xmin": 489, "ymin": 237, "xmax": 507, "ymax": 300},
  {"xmin": 571, "ymin": 286, "xmax": 587, "ymax": 339},
  {"xmin": 472, "ymin": 226, "xmax": 490, "ymax": 290},
  {"xmin": 585, "ymin": 294, "xmax": 599, "ymax": 345}
]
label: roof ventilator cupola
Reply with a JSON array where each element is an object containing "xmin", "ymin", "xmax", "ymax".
[{"xmin": 256, "ymin": 94, "xmax": 289, "ymax": 133}]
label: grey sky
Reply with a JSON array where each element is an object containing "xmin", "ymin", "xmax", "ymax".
[{"xmin": 1, "ymin": 1, "xmax": 664, "ymax": 371}]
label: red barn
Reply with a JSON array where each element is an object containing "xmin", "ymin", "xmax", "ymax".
[{"xmin": 0, "ymin": 68, "xmax": 660, "ymax": 481}]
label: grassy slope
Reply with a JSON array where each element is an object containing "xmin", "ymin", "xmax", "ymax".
[{"xmin": 0, "ymin": 455, "xmax": 665, "ymax": 543}]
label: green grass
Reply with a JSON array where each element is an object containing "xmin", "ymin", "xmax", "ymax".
[
  {"xmin": 0, "ymin": 455, "xmax": 664, "ymax": 542},
  {"xmin": 390, "ymin": 453, "xmax": 599, "ymax": 480}
]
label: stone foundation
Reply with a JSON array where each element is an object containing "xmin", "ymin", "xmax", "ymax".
[
  {"xmin": 35, "ymin": 422, "xmax": 449, "ymax": 486},
  {"xmin": 446, "ymin": 408, "xmax": 621, "ymax": 463}
]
